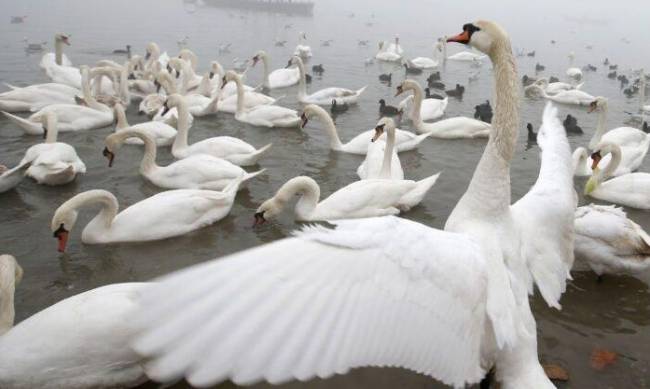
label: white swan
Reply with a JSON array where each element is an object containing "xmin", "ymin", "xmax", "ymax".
[
  {"xmin": 2, "ymin": 66, "xmax": 113, "ymax": 134},
  {"xmin": 442, "ymin": 37, "xmax": 486, "ymax": 62},
  {"xmin": 293, "ymin": 32, "xmax": 312, "ymax": 59},
  {"xmin": 585, "ymin": 142, "xmax": 650, "ymax": 209},
  {"xmin": 0, "ymin": 255, "xmax": 148, "ymax": 389},
  {"xmin": 566, "ymin": 52, "xmax": 583, "ymax": 80},
  {"xmin": 19, "ymin": 112, "xmax": 85, "ymax": 185},
  {"xmin": 300, "ymin": 104, "xmax": 430, "ymax": 154},
  {"xmin": 104, "ymin": 129, "xmax": 263, "ymax": 191},
  {"xmin": 290, "ymin": 56, "xmax": 366, "ymax": 105},
  {"xmin": 132, "ymin": 21, "xmax": 576, "ymax": 389},
  {"xmin": 154, "ymin": 71, "xmax": 220, "ymax": 117},
  {"xmin": 574, "ymin": 204, "xmax": 650, "ymax": 277},
  {"xmin": 0, "ymin": 161, "xmax": 31, "ymax": 193},
  {"xmin": 253, "ymin": 176, "xmax": 417, "ymax": 223},
  {"xmin": 144, "ymin": 42, "xmax": 169, "ymax": 72},
  {"xmin": 375, "ymin": 40, "xmax": 402, "ymax": 62},
  {"xmin": 165, "ymin": 93, "xmax": 272, "ymax": 165},
  {"xmin": 387, "ymin": 36, "xmax": 404, "ymax": 55},
  {"xmin": 396, "ymin": 80, "xmax": 490, "ymax": 138},
  {"xmin": 252, "ymin": 50, "xmax": 300, "ymax": 89},
  {"xmin": 357, "ymin": 118, "xmax": 404, "ymax": 180},
  {"xmin": 534, "ymin": 85, "xmax": 596, "ymax": 106},
  {"xmin": 525, "ymin": 78, "xmax": 582, "ymax": 96},
  {"xmin": 113, "ymin": 103, "xmax": 176, "ymax": 146},
  {"xmin": 395, "ymin": 79, "xmax": 448, "ymax": 122},
  {"xmin": 51, "ymin": 188, "xmax": 239, "ymax": 250},
  {"xmin": 40, "ymin": 34, "xmax": 80, "ymax": 88},
  {"xmin": 407, "ymin": 43, "xmax": 441, "ymax": 69},
  {"xmin": 39, "ymin": 33, "xmax": 72, "ymax": 69},
  {"xmin": 222, "ymin": 71, "xmax": 300, "ymax": 128},
  {"xmin": 168, "ymin": 57, "xmax": 202, "ymax": 94},
  {"xmin": 0, "ymin": 82, "xmax": 78, "ymax": 112}
]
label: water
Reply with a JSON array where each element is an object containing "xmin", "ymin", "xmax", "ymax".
[{"xmin": 1, "ymin": 0, "xmax": 650, "ymax": 387}]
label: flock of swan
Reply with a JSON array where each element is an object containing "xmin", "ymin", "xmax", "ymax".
[{"xmin": 0, "ymin": 18, "xmax": 649, "ymax": 389}]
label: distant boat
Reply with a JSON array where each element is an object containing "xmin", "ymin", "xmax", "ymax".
[{"xmin": 199, "ymin": 0, "xmax": 314, "ymax": 16}]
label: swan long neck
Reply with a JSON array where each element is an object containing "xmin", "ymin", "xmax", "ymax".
[
  {"xmin": 596, "ymin": 144, "xmax": 622, "ymax": 184},
  {"xmin": 44, "ymin": 113, "xmax": 59, "ymax": 143},
  {"xmin": 296, "ymin": 58, "xmax": 307, "ymax": 97},
  {"xmin": 379, "ymin": 126, "xmax": 396, "ymax": 179},
  {"xmin": 54, "ymin": 37, "xmax": 63, "ymax": 66},
  {"xmin": 172, "ymin": 99, "xmax": 191, "ymax": 151},
  {"xmin": 113, "ymin": 130, "xmax": 158, "ymax": 173},
  {"xmin": 197, "ymin": 72, "xmax": 211, "ymax": 97},
  {"xmin": 114, "ymin": 105, "xmax": 129, "ymax": 129},
  {"xmin": 589, "ymin": 103, "xmax": 608, "ymax": 150},
  {"xmin": 0, "ymin": 258, "xmax": 18, "ymax": 335},
  {"xmin": 312, "ymin": 106, "xmax": 343, "ymax": 149},
  {"xmin": 408, "ymin": 82, "xmax": 424, "ymax": 126},
  {"xmin": 64, "ymin": 190, "xmax": 119, "ymax": 231},
  {"xmin": 572, "ymin": 147, "xmax": 588, "ymax": 173},
  {"xmin": 119, "ymin": 68, "xmax": 130, "ymax": 105},
  {"xmin": 261, "ymin": 53, "xmax": 271, "ymax": 88},
  {"xmin": 232, "ymin": 75, "xmax": 245, "ymax": 114},
  {"xmin": 276, "ymin": 177, "xmax": 320, "ymax": 220}
]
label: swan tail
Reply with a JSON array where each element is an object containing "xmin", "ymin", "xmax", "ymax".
[
  {"xmin": 249, "ymin": 143, "xmax": 273, "ymax": 163},
  {"xmin": 355, "ymin": 85, "xmax": 368, "ymax": 96},
  {"xmin": 242, "ymin": 168, "xmax": 266, "ymax": 183},
  {"xmin": 575, "ymin": 82, "xmax": 584, "ymax": 90},
  {"xmin": 222, "ymin": 177, "xmax": 243, "ymax": 195},
  {"xmin": 2, "ymin": 111, "xmax": 43, "ymax": 135},
  {"xmin": 398, "ymin": 172, "xmax": 441, "ymax": 211}
]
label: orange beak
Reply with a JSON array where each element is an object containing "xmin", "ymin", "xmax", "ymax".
[
  {"xmin": 447, "ymin": 31, "xmax": 470, "ymax": 44},
  {"xmin": 56, "ymin": 230, "xmax": 69, "ymax": 253}
]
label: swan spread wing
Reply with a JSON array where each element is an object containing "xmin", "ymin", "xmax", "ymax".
[
  {"xmin": 133, "ymin": 216, "xmax": 490, "ymax": 388},
  {"xmin": 511, "ymin": 103, "xmax": 575, "ymax": 308}
]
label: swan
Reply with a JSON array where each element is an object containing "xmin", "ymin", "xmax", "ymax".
[
  {"xmin": 252, "ymin": 50, "xmax": 300, "ymax": 89},
  {"xmin": 39, "ymin": 33, "xmax": 72, "ymax": 69},
  {"xmin": 164, "ymin": 94, "xmax": 273, "ymax": 165},
  {"xmin": 574, "ymin": 204, "xmax": 650, "ymax": 277},
  {"xmin": 144, "ymin": 42, "xmax": 169, "ymax": 72},
  {"xmin": 177, "ymin": 48, "xmax": 199, "ymax": 72},
  {"xmin": 395, "ymin": 79, "xmax": 448, "ymax": 122},
  {"xmin": 41, "ymin": 34, "xmax": 81, "ymax": 89},
  {"xmin": 51, "ymin": 187, "xmax": 240, "ymax": 250},
  {"xmin": 0, "ymin": 255, "xmax": 148, "ymax": 389},
  {"xmin": 19, "ymin": 112, "xmax": 86, "ymax": 185},
  {"xmin": 168, "ymin": 57, "xmax": 202, "ymax": 94},
  {"xmin": 104, "ymin": 129, "xmax": 263, "ymax": 191},
  {"xmin": 396, "ymin": 81, "xmax": 490, "ymax": 138},
  {"xmin": 253, "ymin": 176, "xmax": 417, "ymax": 223},
  {"xmin": 387, "ymin": 36, "xmax": 404, "ymax": 55},
  {"xmin": 289, "ymin": 56, "xmax": 367, "ymax": 105},
  {"xmin": 221, "ymin": 71, "xmax": 300, "ymax": 128},
  {"xmin": 207, "ymin": 61, "xmax": 255, "ymax": 99},
  {"xmin": 375, "ymin": 41, "xmax": 402, "ymax": 62},
  {"xmin": 132, "ymin": 21, "xmax": 576, "ymax": 389},
  {"xmin": 293, "ymin": 32, "xmax": 312, "ymax": 59},
  {"xmin": 525, "ymin": 78, "xmax": 582, "ymax": 96},
  {"xmin": 2, "ymin": 66, "xmax": 113, "ymax": 134},
  {"xmin": 357, "ymin": 118, "xmax": 404, "ymax": 180},
  {"xmin": 566, "ymin": 52, "xmax": 583, "ymax": 80},
  {"xmin": 0, "ymin": 161, "xmax": 31, "ymax": 193},
  {"xmin": 0, "ymin": 82, "xmax": 78, "ymax": 112},
  {"xmin": 300, "ymin": 104, "xmax": 430, "ymax": 154},
  {"xmin": 407, "ymin": 43, "xmax": 441, "ymax": 69},
  {"xmin": 442, "ymin": 37, "xmax": 486, "ymax": 62},
  {"xmin": 533, "ymin": 85, "xmax": 596, "ymax": 106},
  {"xmin": 113, "ymin": 103, "xmax": 176, "ymax": 146},
  {"xmin": 585, "ymin": 142, "xmax": 650, "ymax": 209}
]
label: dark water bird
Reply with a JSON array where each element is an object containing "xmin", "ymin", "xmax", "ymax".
[
  {"xmin": 446, "ymin": 84, "xmax": 465, "ymax": 98},
  {"xmin": 424, "ymin": 88, "xmax": 444, "ymax": 100},
  {"xmin": 563, "ymin": 114, "xmax": 583, "ymax": 134},
  {"xmin": 330, "ymin": 99, "xmax": 349, "ymax": 114},
  {"xmin": 312, "ymin": 64, "xmax": 324, "ymax": 73},
  {"xmin": 643, "ymin": 122, "xmax": 649, "ymax": 133},
  {"xmin": 609, "ymin": 64, "xmax": 618, "ymax": 70},
  {"xmin": 604, "ymin": 58, "xmax": 610, "ymax": 65},
  {"xmin": 527, "ymin": 123, "xmax": 537, "ymax": 142},
  {"xmin": 428, "ymin": 79, "xmax": 445, "ymax": 89},
  {"xmin": 618, "ymin": 74, "xmax": 629, "ymax": 86},
  {"xmin": 284, "ymin": 23, "xmax": 293, "ymax": 29},
  {"xmin": 535, "ymin": 63, "xmax": 545, "ymax": 72},
  {"xmin": 583, "ymin": 64, "xmax": 597, "ymax": 72},
  {"xmin": 274, "ymin": 40, "xmax": 287, "ymax": 47},
  {"xmin": 321, "ymin": 40, "xmax": 333, "ymax": 47},
  {"xmin": 113, "ymin": 45, "xmax": 131, "ymax": 56},
  {"xmin": 549, "ymin": 76, "xmax": 560, "ymax": 83},
  {"xmin": 358, "ymin": 40, "xmax": 370, "ymax": 46},
  {"xmin": 427, "ymin": 72, "xmax": 441, "ymax": 82},
  {"xmin": 474, "ymin": 100, "xmax": 493, "ymax": 123},
  {"xmin": 379, "ymin": 73, "xmax": 392, "ymax": 82},
  {"xmin": 379, "ymin": 99, "xmax": 400, "ymax": 116},
  {"xmin": 305, "ymin": 73, "xmax": 312, "ymax": 83},
  {"xmin": 522, "ymin": 75, "xmax": 537, "ymax": 86},
  {"xmin": 608, "ymin": 71, "xmax": 617, "ymax": 79},
  {"xmin": 527, "ymin": 50, "xmax": 535, "ymax": 57},
  {"xmin": 404, "ymin": 63, "xmax": 423, "ymax": 75},
  {"xmin": 550, "ymin": 40, "xmax": 556, "ymax": 44},
  {"xmin": 623, "ymin": 85, "xmax": 638, "ymax": 98},
  {"xmin": 11, "ymin": 16, "xmax": 27, "ymax": 24}
]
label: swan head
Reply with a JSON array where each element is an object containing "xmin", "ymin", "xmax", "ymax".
[
  {"xmin": 587, "ymin": 96, "xmax": 607, "ymax": 113},
  {"xmin": 372, "ymin": 117, "xmax": 396, "ymax": 142},
  {"xmin": 0, "ymin": 255, "xmax": 23, "ymax": 287},
  {"xmin": 287, "ymin": 55, "xmax": 302, "ymax": 69},
  {"xmin": 447, "ymin": 21, "xmax": 507, "ymax": 55},
  {"xmin": 51, "ymin": 206, "xmax": 79, "ymax": 253},
  {"xmin": 252, "ymin": 50, "xmax": 266, "ymax": 66},
  {"xmin": 300, "ymin": 104, "xmax": 322, "ymax": 128},
  {"xmin": 145, "ymin": 42, "xmax": 160, "ymax": 60},
  {"xmin": 209, "ymin": 61, "xmax": 223, "ymax": 79},
  {"xmin": 254, "ymin": 200, "xmax": 284, "ymax": 226},
  {"xmin": 395, "ymin": 79, "xmax": 417, "ymax": 97},
  {"xmin": 221, "ymin": 70, "xmax": 239, "ymax": 89},
  {"xmin": 55, "ymin": 33, "xmax": 70, "ymax": 46},
  {"xmin": 161, "ymin": 93, "xmax": 184, "ymax": 116}
]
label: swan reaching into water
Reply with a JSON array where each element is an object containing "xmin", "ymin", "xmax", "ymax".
[
  {"xmin": 104, "ymin": 129, "xmax": 263, "ymax": 191},
  {"xmin": 300, "ymin": 104, "xmax": 430, "ymax": 154},
  {"xmin": 0, "ymin": 255, "xmax": 149, "ymax": 389},
  {"xmin": 19, "ymin": 112, "xmax": 85, "ymax": 185},
  {"xmin": 132, "ymin": 21, "xmax": 576, "ymax": 389},
  {"xmin": 252, "ymin": 50, "xmax": 300, "ymax": 89},
  {"xmin": 585, "ymin": 142, "xmax": 650, "ymax": 209},
  {"xmin": 51, "ymin": 187, "xmax": 240, "ymax": 251},
  {"xmin": 574, "ymin": 204, "xmax": 650, "ymax": 277},
  {"xmin": 164, "ymin": 93, "xmax": 273, "ymax": 165},
  {"xmin": 289, "ymin": 56, "xmax": 366, "ymax": 105},
  {"xmin": 357, "ymin": 118, "xmax": 404, "ymax": 180},
  {"xmin": 0, "ymin": 82, "xmax": 77, "ymax": 112}
]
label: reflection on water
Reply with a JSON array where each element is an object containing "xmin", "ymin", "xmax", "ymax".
[{"xmin": 1, "ymin": 0, "xmax": 650, "ymax": 387}]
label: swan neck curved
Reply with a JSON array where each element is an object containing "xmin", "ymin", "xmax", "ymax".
[
  {"xmin": 276, "ymin": 177, "xmax": 320, "ymax": 220},
  {"xmin": 0, "ymin": 262, "xmax": 17, "ymax": 335},
  {"xmin": 379, "ymin": 127, "xmax": 396, "ymax": 179},
  {"xmin": 589, "ymin": 105, "xmax": 608, "ymax": 149},
  {"xmin": 115, "ymin": 130, "xmax": 158, "ymax": 173},
  {"xmin": 114, "ymin": 105, "xmax": 128, "ymax": 129},
  {"xmin": 314, "ymin": 107, "xmax": 343, "ymax": 149},
  {"xmin": 66, "ymin": 190, "xmax": 119, "ymax": 231},
  {"xmin": 172, "ymin": 100, "xmax": 190, "ymax": 151},
  {"xmin": 572, "ymin": 147, "xmax": 588, "ymax": 173},
  {"xmin": 599, "ymin": 144, "xmax": 621, "ymax": 183}
]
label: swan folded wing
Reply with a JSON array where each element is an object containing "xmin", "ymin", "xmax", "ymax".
[
  {"xmin": 576, "ymin": 205, "xmax": 650, "ymax": 255},
  {"xmin": 511, "ymin": 103, "xmax": 575, "ymax": 308},
  {"xmin": 133, "ymin": 216, "xmax": 489, "ymax": 388}
]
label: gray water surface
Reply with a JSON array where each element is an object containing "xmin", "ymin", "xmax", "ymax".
[{"xmin": 1, "ymin": 0, "xmax": 650, "ymax": 387}]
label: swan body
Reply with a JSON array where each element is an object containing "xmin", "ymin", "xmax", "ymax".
[
  {"xmin": 51, "ymin": 188, "xmax": 239, "ymax": 249},
  {"xmin": 0, "ymin": 255, "xmax": 148, "ymax": 389},
  {"xmin": 0, "ymin": 162, "xmax": 31, "ymax": 193},
  {"xmin": 19, "ymin": 112, "xmax": 85, "ymax": 185},
  {"xmin": 566, "ymin": 52, "xmax": 583, "ymax": 80},
  {"xmin": 165, "ymin": 93, "xmax": 272, "ymax": 165},
  {"xmin": 290, "ymin": 56, "xmax": 366, "ymax": 105},
  {"xmin": 447, "ymin": 51, "xmax": 486, "ymax": 61},
  {"xmin": 131, "ymin": 21, "xmax": 576, "ymax": 389},
  {"xmin": 574, "ymin": 205, "xmax": 650, "ymax": 276},
  {"xmin": 408, "ymin": 44, "xmax": 441, "ymax": 69},
  {"xmin": 396, "ymin": 80, "xmax": 448, "ymax": 122},
  {"xmin": 253, "ymin": 50, "xmax": 300, "ymax": 89},
  {"xmin": 540, "ymin": 88, "xmax": 595, "ymax": 106},
  {"xmin": 301, "ymin": 104, "xmax": 429, "ymax": 154},
  {"xmin": 357, "ymin": 118, "xmax": 404, "ymax": 180},
  {"xmin": 254, "ymin": 176, "xmax": 416, "ymax": 222},
  {"xmin": 113, "ymin": 103, "xmax": 176, "ymax": 146},
  {"xmin": 527, "ymin": 78, "xmax": 581, "ymax": 96},
  {"xmin": 585, "ymin": 142, "xmax": 650, "ymax": 209},
  {"xmin": 375, "ymin": 41, "xmax": 402, "ymax": 62},
  {"xmin": 105, "ymin": 129, "xmax": 262, "ymax": 191},
  {"xmin": 40, "ymin": 34, "xmax": 81, "ymax": 88},
  {"xmin": 0, "ymin": 83, "xmax": 78, "ymax": 112}
]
